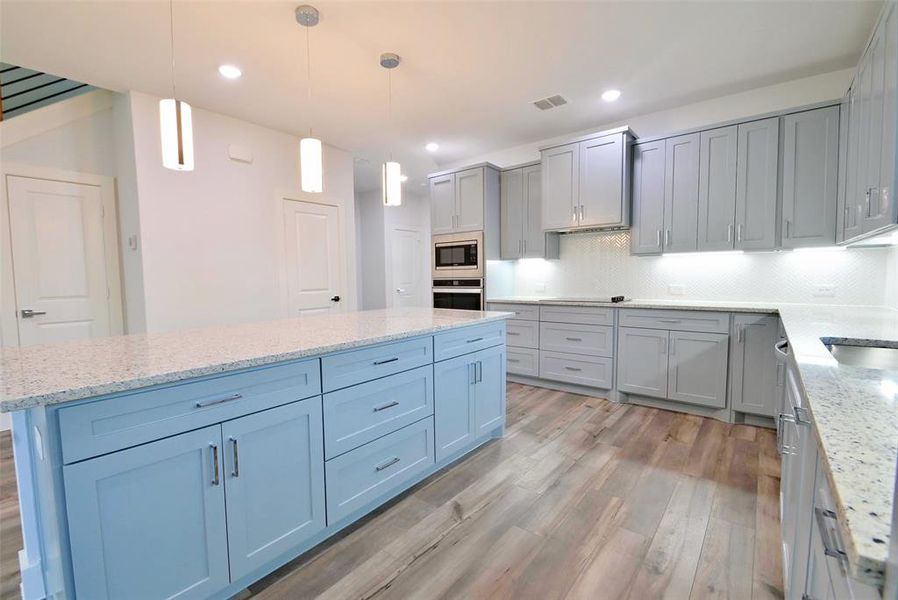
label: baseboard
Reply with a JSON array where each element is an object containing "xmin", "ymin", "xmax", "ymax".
[
  {"xmin": 507, "ymin": 374, "xmax": 619, "ymax": 402},
  {"xmin": 618, "ymin": 393, "xmax": 730, "ymax": 421}
]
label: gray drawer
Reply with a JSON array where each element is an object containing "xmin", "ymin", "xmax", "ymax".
[
  {"xmin": 506, "ymin": 319, "xmax": 539, "ymax": 349},
  {"xmin": 322, "ymin": 336, "xmax": 432, "ymax": 392},
  {"xmin": 539, "ymin": 351, "xmax": 613, "ymax": 389},
  {"xmin": 618, "ymin": 309, "xmax": 729, "ymax": 333},
  {"xmin": 433, "ymin": 321, "xmax": 506, "ymax": 361},
  {"xmin": 487, "ymin": 302, "xmax": 539, "ymax": 321},
  {"xmin": 539, "ymin": 322, "xmax": 614, "ymax": 357},
  {"xmin": 539, "ymin": 305, "xmax": 614, "ymax": 326},
  {"xmin": 507, "ymin": 347, "xmax": 539, "ymax": 377}
]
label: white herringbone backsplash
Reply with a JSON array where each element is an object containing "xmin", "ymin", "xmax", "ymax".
[{"xmin": 487, "ymin": 231, "xmax": 898, "ymax": 306}]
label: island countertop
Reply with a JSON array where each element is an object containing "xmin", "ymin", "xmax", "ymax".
[{"xmin": 0, "ymin": 308, "xmax": 512, "ymax": 412}]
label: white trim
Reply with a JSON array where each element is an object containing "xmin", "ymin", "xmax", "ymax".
[
  {"xmin": 0, "ymin": 162, "xmax": 125, "ymax": 348},
  {"xmin": 0, "ymin": 89, "xmax": 114, "ymax": 148},
  {"xmin": 11, "ymin": 411, "xmax": 46, "ymax": 600}
]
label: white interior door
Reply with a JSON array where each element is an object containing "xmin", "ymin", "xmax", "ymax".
[
  {"xmin": 7, "ymin": 175, "xmax": 112, "ymax": 346},
  {"xmin": 283, "ymin": 199, "xmax": 344, "ymax": 315},
  {"xmin": 389, "ymin": 227, "xmax": 423, "ymax": 308}
]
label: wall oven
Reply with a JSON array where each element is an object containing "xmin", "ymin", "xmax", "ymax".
[
  {"xmin": 432, "ymin": 278, "xmax": 484, "ymax": 311},
  {"xmin": 432, "ymin": 231, "xmax": 483, "ymax": 279}
]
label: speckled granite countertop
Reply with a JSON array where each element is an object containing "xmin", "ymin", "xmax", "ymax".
[
  {"xmin": 487, "ymin": 296, "xmax": 780, "ymax": 313},
  {"xmin": 0, "ymin": 308, "xmax": 512, "ymax": 412}
]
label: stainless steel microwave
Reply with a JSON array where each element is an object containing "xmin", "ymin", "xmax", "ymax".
[{"xmin": 432, "ymin": 231, "xmax": 484, "ymax": 278}]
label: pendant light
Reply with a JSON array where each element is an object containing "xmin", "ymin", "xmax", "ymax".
[
  {"xmin": 296, "ymin": 5, "xmax": 323, "ymax": 193},
  {"xmin": 381, "ymin": 52, "xmax": 401, "ymax": 207},
  {"xmin": 160, "ymin": 0, "xmax": 194, "ymax": 171}
]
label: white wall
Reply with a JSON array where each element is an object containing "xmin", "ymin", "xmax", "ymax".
[
  {"xmin": 124, "ymin": 91, "xmax": 358, "ymax": 332},
  {"xmin": 383, "ymin": 191, "xmax": 431, "ymax": 308},
  {"xmin": 886, "ymin": 246, "xmax": 898, "ymax": 308}
]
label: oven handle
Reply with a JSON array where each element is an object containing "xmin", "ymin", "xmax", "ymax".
[{"xmin": 431, "ymin": 288, "xmax": 483, "ymax": 294}]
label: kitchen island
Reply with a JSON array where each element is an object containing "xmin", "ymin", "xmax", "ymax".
[{"xmin": 2, "ymin": 308, "xmax": 510, "ymax": 600}]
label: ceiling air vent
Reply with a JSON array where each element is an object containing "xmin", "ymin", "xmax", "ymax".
[{"xmin": 532, "ymin": 94, "xmax": 568, "ymax": 111}]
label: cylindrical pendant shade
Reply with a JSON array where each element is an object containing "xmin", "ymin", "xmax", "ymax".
[
  {"xmin": 159, "ymin": 98, "xmax": 194, "ymax": 171},
  {"xmin": 382, "ymin": 161, "xmax": 402, "ymax": 206},
  {"xmin": 300, "ymin": 137, "xmax": 323, "ymax": 193}
]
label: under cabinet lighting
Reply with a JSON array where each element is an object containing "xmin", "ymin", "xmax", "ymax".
[{"xmin": 792, "ymin": 246, "xmax": 846, "ymax": 253}]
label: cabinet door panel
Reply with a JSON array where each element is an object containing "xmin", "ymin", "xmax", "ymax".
[
  {"xmin": 474, "ymin": 345, "xmax": 506, "ymax": 436},
  {"xmin": 579, "ymin": 134, "xmax": 625, "ymax": 227},
  {"xmin": 223, "ymin": 399, "xmax": 326, "ymax": 580},
  {"xmin": 663, "ymin": 134, "xmax": 700, "ymax": 252},
  {"xmin": 667, "ymin": 331, "xmax": 729, "ymax": 408},
  {"xmin": 872, "ymin": 4, "xmax": 898, "ymax": 232},
  {"xmin": 430, "ymin": 174, "xmax": 456, "ymax": 235},
  {"xmin": 456, "ymin": 167, "xmax": 485, "ymax": 232},
  {"xmin": 541, "ymin": 143, "xmax": 580, "ymax": 230},
  {"xmin": 863, "ymin": 26, "xmax": 887, "ymax": 234},
  {"xmin": 697, "ymin": 126, "xmax": 738, "ymax": 251},
  {"xmin": 523, "ymin": 165, "xmax": 553, "ymax": 257},
  {"xmin": 730, "ymin": 314, "xmax": 779, "ymax": 417},
  {"xmin": 781, "ymin": 107, "xmax": 839, "ymax": 248},
  {"xmin": 434, "ymin": 353, "xmax": 476, "ymax": 461},
  {"xmin": 64, "ymin": 425, "xmax": 229, "ymax": 600},
  {"xmin": 631, "ymin": 140, "xmax": 666, "ymax": 254},
  {"xmin": 735, "ymin": 118, "xmax": 779, "ymax": 250},
  {"xmin": 500, "ymin": 168, "xmax": 524, "ymax": 259},
  {"xmin": 617, "ymin": 327, "xmax": 669, "ymax": 399},
  {"xmin": 844, "ymin": 86, "xmax": 865, "ymax": 240}
]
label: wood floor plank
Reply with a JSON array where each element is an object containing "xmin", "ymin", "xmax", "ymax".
[
  {"xmin": 689, "ymin": 517, "xmax": 756, "ymax": 600},
  {"xmin": 564, "ymin": 526, "xmax": 650, "ymax": 600}
]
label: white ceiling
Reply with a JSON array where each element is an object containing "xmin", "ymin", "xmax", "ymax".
[{"xmin": 0, "ymin": 1, "xmax": 882, "ymax": 192}]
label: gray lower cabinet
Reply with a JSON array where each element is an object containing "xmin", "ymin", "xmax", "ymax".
[
  {"xmin": 506, "ymin": 347, "xmax": 539, "ymax": 377},
  {"xmin": 617, "ymin": 327, "xmax": 669, "ymax": 399},
  {"xmin": 735, "ymin": 117, "xmax": 779, "ymax": 250},
  {"xmin": 729, "ymin": 314, "xmax": 779, "ymax": 417},
  {"xmin": 666, "ymin": 331, "xmax": 729, "ymax": 408},
  {"xmin": 631, "ymin": 140, "xmax": 666, "ymax": 255},
  {"xmin": 663, "ymin": 133, "xmax": 700, "ymax": 252},
  {"xmin": 539, "ymin": 351, "xmax": 614, "ymax": 389},
  {"xmin": 697, "ymin": 126, "xmax": 738, "ymax": 251},
  {"xmin": 780, "ymin": 106, "xmax": 840, "ymax": 248}
]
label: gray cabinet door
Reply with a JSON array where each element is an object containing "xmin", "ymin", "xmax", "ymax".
[
  {"xmin": 455, "ymin": 167, "xmax": 485, "ymax": 232},
  {"xmin": 697, "ymin": 126, "xmax": 738, "ymax": 251},
  {"xmin": 541, "ymin": 143, "xmax": 580, "ymax": 230},
  {"xmin": 781, "ymin": 107, "xmax": 839, "ymax": 248},
  {"xmin": 730, "ymin": 314, "xmax": 779, "ymax": 417},
  {"xmin": 662, "ymin": 133, "xmax": 700, "ymax": 252},
  {"xmin": 579, "ymin": 133, "xmax": 626, "ymax": 227},
  {"xmin": 430, "ymin": 174, "xmax": 456, "ymax": 235},
  {"xmin": 862, "ymin": 24, "xmax": 887, "ymax": 235},
  {"xmin": 868, "ymin": 4, "xmax": 898, "ymax": 233},
  {"xmin": 667, "ymin": 331, "xmax": 729, "ymax": 408},
  {"xmin": 843, "ymin": 85, "xmax": 865, "ymax": 240},
  {"xmin": 500, "ymin": 168, "xmax": 524, "ymax": 259},
  {"xmin": 616, "ymin": 327, "xmax": 669, "ymax": 399},
  {"xmin": 523, "ymin": 165, "xmax": 551, "ymax": 258},
  {"xmin": 630, "ymin": 140, "xmax": 666, "ymax": 255},
  {"xmin": 735, "ymin": 117, "xmax": 779, "ymax": 250}
]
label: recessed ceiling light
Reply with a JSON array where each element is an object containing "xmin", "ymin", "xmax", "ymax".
[
  {"xmin": 399, "ymin": 174, "xmax": 408, "ymax": 182},
  {"xmin": 601, "ymin": 89, "xmax": 621, "ymax": 102},
  {"xmin": 218, "ymin": 64, "xmax": 242, "ymax": 79},
  {"xmin": 425, "ymin": 142, "xmax": 439, "ymax": 152}
]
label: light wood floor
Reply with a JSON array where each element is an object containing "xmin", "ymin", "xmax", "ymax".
[{"xmin": 0, "ymin": 384, "xmax": 783, "ymax": 600}]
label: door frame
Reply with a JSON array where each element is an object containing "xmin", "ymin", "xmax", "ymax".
[
  {"xmin": 0, "ymin": 162, "xmax": 124, "ymax": 347},
  {"xmin": 275, "ymin": 191, "xmax": 350, "ymax": 317},
  {"xmin": 385, "ymin": 224, "xmax": 425, "ymax": 308}
]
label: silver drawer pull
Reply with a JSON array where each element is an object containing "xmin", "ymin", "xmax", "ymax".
[
  {"xmin": 794, "ymin": 406, "xmax": 811, "ymax": 426},
  {"xmin": 814, "ymin": 506, "xmax": 848, "ymax": 563},
  {"xmin": 508, "ymin": 331, "xmax": 520, "ymax": 336},
  {"xmin": 564, "ymin": 366, "xmax": 582, "ymax": 372},
  {"xmin": 774, "ymin": 339, "xmax": 790, "ymax": 358},
  {"xmin": 373, "ymin": 357, "xmax": 399, "ymax": 366},
  {"xmin": 210, "ymin": 444, "xmax": 220, "ymax": 486},
  {"xmin": 508, "ymin": 359, "xmax": 520, "ymax": 363},
  {"xmin": 373, "ymin": 401, "xmax": 399, "ymax": 412},
  {"xmin": 375, "ymin": 457, "xmax": 400, "ymax": 472},
  {"xmin": 466, "ymin": 337, "xmax": 484, "ymax": 344},
  {"xmin": 196, "ymin": 393, "xmax": 243, "ymax": 408},
  {"xmin": 659, "ymin": 319, "xmax": 681, "ymax": 324},
  {"xmin": 565, "ymin": 337, "xmax": 583, "ymax": 342}
]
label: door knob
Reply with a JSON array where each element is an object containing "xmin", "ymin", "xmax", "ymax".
[
  {"xmin": 20, "ymin": 309, "xmax": 47, "ymax": 318},
  {"xmin": 396, "ymin": 288, "xmax": 406, "ymax": 294},
  {"xmin": 330, "ymin": 295, "xmax": 341, "ymax": 302}
]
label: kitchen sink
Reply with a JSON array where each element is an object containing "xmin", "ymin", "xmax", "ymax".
[{"xmin": 824, "ymin": 341, "xmax": 898, "ymax": 370}]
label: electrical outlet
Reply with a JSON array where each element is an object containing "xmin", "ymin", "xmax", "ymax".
[
  {"xmin": 668, "ymin": 284, "xmax": 686, "ymax": 296},
  {"xmin": 814, "ymin": 284, "xmax": 835, "ymax": 297}
]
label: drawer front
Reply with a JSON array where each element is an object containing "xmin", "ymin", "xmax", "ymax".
[
  {"xmin": 507, "ymin": 347, "xmax": 539, "ymax": 377},
  {"xmin": 58, "ymin": 359, "xmax": 321, "ymax": 464},
  {"xmin": 539, "ymin": 322, "xmax": 614, "ymax": 357},
  {"xmin": 539, "ymin": 351, "xmax": 614, "ymax": 389},
  {"xmin": 506, "ymin": 319, "xmax": 539, "ymax": 349},
  {"xmin": 539, "ymin": 305, "xmax": 614, "ymax": 326},
  {"xmin": 323, "ymin": 365, "xmax": 434, "ymax": 459},
  {"xmin": 322, "ymin": 336, "xmax": 432, "ymax": 392},
  {"xmin": 325, "ymin": 417, "xmax": 435, "ymax": 524},
  {"xmin": 486, "ymin": 303, "xmax": 539, "ymax": 321},
  {"xmin": 618, "ymin": 309, "xmax": 729, "ymax": 333},
  {"xmin": 433, "ymin": 321, "xmax": 506, "ymax": 362}
]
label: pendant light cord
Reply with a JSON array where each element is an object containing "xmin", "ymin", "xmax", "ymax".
[
  {"xmin": 306, "ymin": 22, "xmax": 313, "ymax": 137},
  {"xmin": 388, "ymin": 67, "xmax": 393, "ymax": 161},
  {"xmin": 169, "ymin": 0, "xmax": 177, "ymax": 98}
]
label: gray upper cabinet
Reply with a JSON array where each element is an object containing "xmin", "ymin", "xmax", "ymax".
[
  {"xmin": 429, "ymin": 165, "xmax": 498, "ymax": 235},
  {"xmin": 541, "ymin": 143, "xmax": 580, "ymax": 230},
  {"xmin": 631, "ymin": 140, "xmax": 666, "ymax": 255},
  {"xmin": 875, "ymin": 4, "xmax": 898, "ymax": 232},
  {"xmin": 729, "ymin": 314, "xmax": 779, "ymax": 417},
  {"xmin": 697, "ymin": 126, "xmax": 738, "ymax": 251},
  {"xmin": 455, "ymin": 168, "xmax": 485, "ymax": 232},
  {"xmin": 500, "ymin": 164, "xmax": 558, "ymax": 260},
  {"xmin": 781, "ymin": 107, "xmax": 840, "ymax": 248},
  {"xmin": 662, "ymin": 133, "xmax": 700, "ymax": 252},
  {"xmin": 843, "ymin": 85, "xmax": 864, "ymax": 240},
  {"xmin": 579, "ymin": 134, "xmax": 629, "ymax": 227},
  {"xmin": 735, "ymin": 117, "xmax": 779, "ymax": 250},
  {"xmin": 523, "ymin": 165, "xmax": 557, "ymax": 258},
  {"xmin": 429, "ymin": 174, "xmax": 456, "ymax": 235}
]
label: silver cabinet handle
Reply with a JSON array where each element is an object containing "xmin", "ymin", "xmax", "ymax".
[
  {"xmin": 373, "ymin": 357, "xmax": 399, "ymax": 366},
  {"xmin": 737, "ymin": 223, "xmax": 743, "ymax": 243},
  {"xmin": 476, "ymin": 360, "xmax": 482, "ymax": 383},
  {"xmin": 737, "ymin": 325, "xmax": 744, "ymax": 343},
  {"xmin": 794, "ymin": 406, "xmax": 811, "ymax": 426},
  {"xmin": 785, "ymin": 219, "xmax": 792, "ymax": 239},
  {"xmin": 579, "ymin": 205, "xmax": 585, "ymax": 222},
  {"xmin": 564, "ymin": 366, "xmax": 582, "ymax": 372},
  {"xmin": 196, "ymin": 393, "xmax": 243, "ymax": 408},
  {"xmin": 572, "ymin": 205, "xmax": 578, "ymax": 224},
  {"xmin": 565, "ymin": 337, "xmax": 582, "ymax": 342},
  {"xmin": 466, "ymin": 337, "xmax": 484, "ymax": 344},
  {"xmin": 230, "ymin": 437, "xmax": 240, "ymax": 478},
  {"xmin": 865, "ymin": 188, "xmax": 873, "ymax": 218},
  {"xmin": 774, "ymin": 340, "xmax": 789, "ymax": 358},
  {"xmin": 210, "ymin": 443, "xmax": 220, "ymax": 486},
  {"xmin": 814, "ymin": 506, "xmax": 848, "ymax": 563},
  {"xmin": 777, "ymin": 413, "xmax": 795, "ymax": 454},
  {"xmin": 20, "ymin": 309, "xmax": 47, "ymax": 318},
  {"xmin": 373, "ymin": 401, "xmax": 399, "ymax": 412},
  {"xmin": 727, "ymin": 224, "xmax": 733, "ymax": 243},
  {"xmin": 470, "ymin": 362, "xmax": 476, "ymax": 385},
  {"xmin": 376, "ymin": 456, "xmax": 400, "ymax": 472},
  {"xmin": 664, "ymin": 229, "xmax": 671, "ymax": 247},
  {"xmin": 656, "ymin": 229, "xmax": 662, "ymax": 248}
]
